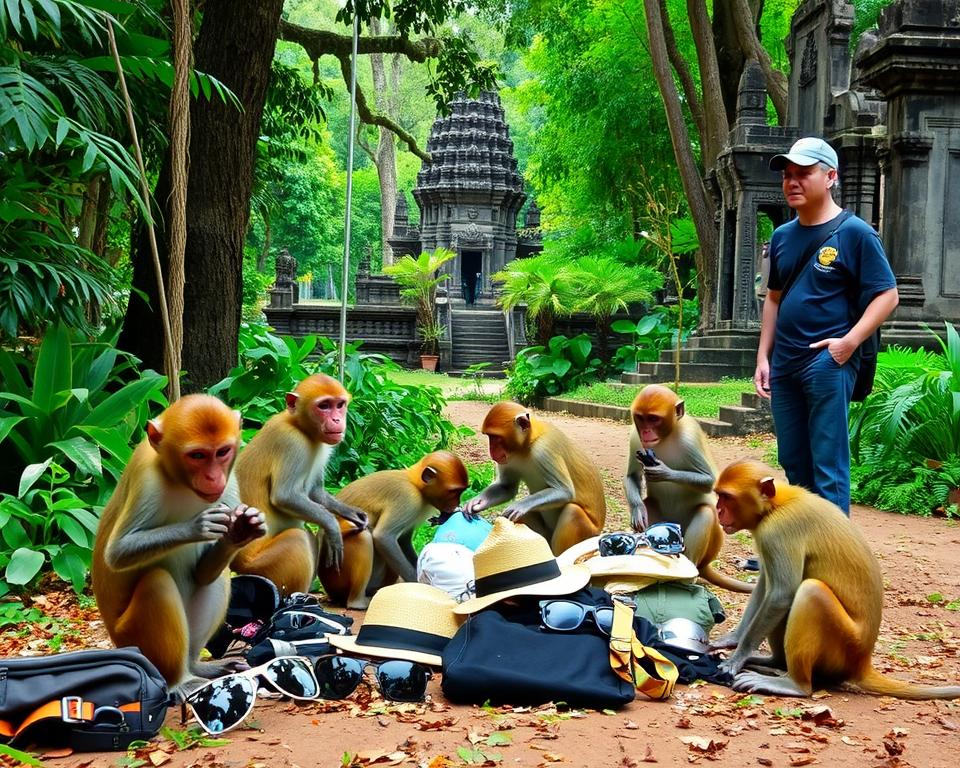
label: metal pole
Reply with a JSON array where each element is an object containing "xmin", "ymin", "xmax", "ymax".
[{"xmin": 338, "ymin": 11, "xmax": 360, "ymax": 382}]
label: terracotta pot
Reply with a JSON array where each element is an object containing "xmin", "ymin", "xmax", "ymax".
[{"xmin": 420, "ymin": 354, "xmax": 439, "ymax": 372}]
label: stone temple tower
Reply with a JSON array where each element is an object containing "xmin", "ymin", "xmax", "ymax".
[{"xmin": 401, "ymin": 91, "xmax": 528, "ymax": 305}]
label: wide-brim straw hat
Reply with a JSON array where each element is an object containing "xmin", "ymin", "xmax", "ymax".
[
  {"xmin": 557, "ymin": 535, "xmax": 699, "ymax": 582},
  {"xmin": 328, "ymin": 583, "xmax": 459, "ymax": 667},
  {"xmin": 452, "ymin": 518, "xmax": 591, "ymax": 615}
]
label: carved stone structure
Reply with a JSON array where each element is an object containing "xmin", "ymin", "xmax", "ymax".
[
  {"xmin": 386, "ymin": 90, "xmax": 540, "ymax": 304},
  {"xmin": 713, "ymin": 61, "xmax": 797, "ymax": 329},
  {"xmin": 857, "ymin": 0, "xmax": 960, "ymax": 345},
  {"xmin": 269, "ymin": 247, "xmax": 299, "ymax": 309}
]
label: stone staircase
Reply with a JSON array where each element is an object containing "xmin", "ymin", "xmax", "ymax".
[
  {"xmin": 449, "ymin": 308, "xmax": 511, "ymax": 373},
  {"xmin": 696, "ymin": 390, "xmax": 772, "ymax": 437},
  {"xmin": 621, "ymin": 329, "xmax": 761, "ymax": 384}
]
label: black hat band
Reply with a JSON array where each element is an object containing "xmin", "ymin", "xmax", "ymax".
[
  {"xmin": 355, "ymin": 624, "xmax": 449, "ymax": 654},
  {"xmin": 474, "ymin": 559, "xmax": 561, "ymax": 597}
]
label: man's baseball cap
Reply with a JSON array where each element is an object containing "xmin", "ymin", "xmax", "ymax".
[{"xmin": 769, "ymin": 137, "xmax": 838, "ymax": 171}]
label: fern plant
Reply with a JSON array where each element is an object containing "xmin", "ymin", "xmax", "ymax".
[{"xmin": 850, "ymin": 323, "xmax": 960, "ymax": 515}]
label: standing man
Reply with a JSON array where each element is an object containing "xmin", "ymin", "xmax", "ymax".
[{"xmin": 755, "ymin": 137, "xmax": 898, "ymax": 514}]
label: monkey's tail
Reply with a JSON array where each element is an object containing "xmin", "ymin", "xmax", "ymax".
[
  {"xmin": 853, "ymin": 669, "xmax": 960, "ymax": 700},
  {"xmin": 699, "ymin": 565, "xmax": 755, "ymax": 594}
]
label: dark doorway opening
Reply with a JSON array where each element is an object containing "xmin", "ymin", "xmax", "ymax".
[{"xmin": 461, "ymin": 250, "xmax": 483, "ymax": 305}]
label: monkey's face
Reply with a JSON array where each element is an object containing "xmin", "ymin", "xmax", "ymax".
[
  {"xmin": 183, "ymin": 442, "xmax": 236, "ymax": 502},
  {"xmin": 312, "ymin": 396, "xmax": 349, "ymax": 445},
  {"xmin": 486, "ymin": 434, "xmax": 510, "ymax": 465},
  {"xmin": 633, "ymin": 413, "xmax": 664, "ymax": 447}
]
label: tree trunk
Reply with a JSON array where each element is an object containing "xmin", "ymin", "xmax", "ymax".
[
  {"xmin": 370, "ymin": 17, "xmax": 399, "ymax": 268},
  {"xmin": 687, "ymin": 0, "xmax": 729, "ymax": 170},
  {"xmin": 643, "ymin": 0, "xmax": 717, "ymax": 330},
  {"xmin": 730, "ymin": 0, "xmax": 787, "ymax": 123},
  {"xmin": 118, "ymin": 0, "xmax": 285, "ymax": 389},
  {"xmin": 712, "ymin": 0, "xmax": 763, "ymax": 126},
  {"xmin": 257, "ymin": 210, "xmax": 272, "ymax": 273}
]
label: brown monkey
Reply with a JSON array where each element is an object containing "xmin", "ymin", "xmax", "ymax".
[
  {"xmin": 464, "ymin": 401, "xmax": 605, "ymax": 555},
  {"xmin": 232, "ymin": 374, "xmax": 368, "ymax": 596},
  {"xmin": 712, "ymin": 460, "xmax": 960, "ymax": 699},
  {"xmin": 318, "ymin": 451, "xmax": 469, "ymax": 608},
  {"xmin": 625, "ymin": 384, "xmax": 752, "ymax": 594},
  {"xmin": 92, "ymin": 395, "xmax": 267, "ymax": 689}
]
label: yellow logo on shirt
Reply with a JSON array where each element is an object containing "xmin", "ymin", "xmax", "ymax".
[{"xmin": 817, "ymin": 246, "xmax": 838, "ymax": 267}]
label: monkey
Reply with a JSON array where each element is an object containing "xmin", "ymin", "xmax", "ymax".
[
  {"xmin": 711, "ymin": 459, "xmax": 960, "ymax": 699},
  {"xmin": 317, "ymin": 450, "xmax": 469, "ymax": 609},
  {"xmin": 625, "ymin": 384, "xmax": 753, "ymax": 594},
  {"xmin": 92, "ymin": 395, "xmax": 267, "ymax": 689},
  {"xmin": 463, "ymin": 401, "xmax": 605, "ymax": 555},
  {"xmin": 231, "ymin": 373, "xmax": 368, "ymax": 597}
]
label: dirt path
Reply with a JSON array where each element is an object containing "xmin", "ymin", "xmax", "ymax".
[{"xmin": 39, "ymin": 401, "xmax": 960, "ymax": 768}]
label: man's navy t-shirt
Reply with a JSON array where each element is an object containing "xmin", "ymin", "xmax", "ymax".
[{"xmin": 767, "ymin": 212, "xmax": 896, "ymax": 375}]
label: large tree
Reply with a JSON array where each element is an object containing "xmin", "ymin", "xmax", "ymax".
[{"xmin": 119, "ymin": 0, "xmax": 496, "ymax": 388}]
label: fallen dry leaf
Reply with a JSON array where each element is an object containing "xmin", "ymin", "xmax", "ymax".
[
  {"xmin": 883, "ymin": 738, "xmax": 905, "ymax": 757},
  {"xmin": 149, "ymin": 750, "xmax": 172, "ymax": 767},
  {"xmin": 426, "ymin": 757, "xmax": 455, "ymax": 768},
  {"xmin": 676, "ymin": 716, "xmax": 693, "ymax": 729},
  {"xmin": 624, "ymin": 720, "xmax": 640, "ymax": 730},
  {"xmin": 787, "ymin": 757, "xmax": 816, "ymax": 766},
  {"xmin": 641, "ymin": 744, "xmax": 657, "ymax": 763},
  {"xmin": 679, "ymin": 736, "xmax": 728, "ymax": 755},
  {"xmin": 840, "ymin": 736, "xmax": 861, "ymax": 747},
  {"xmin": 757, "ymin": 759, "xmax": 773, "ymax": 767}
]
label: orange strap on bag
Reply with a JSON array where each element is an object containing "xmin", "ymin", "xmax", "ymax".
[{"xmin": 609, "ymin": 598, "xmax": 678, "ymax": 700}]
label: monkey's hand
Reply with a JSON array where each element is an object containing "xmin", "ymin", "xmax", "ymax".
[
  {"xmin": 501, "ymin": 504, "xmax": 528, "ymax": 522},
  {"xmin": 319, "ymin": 525, "xmax": 345, "ymax": 570},
  {"xmin": 463, "ymin": 495, "xmax": 489, "ymax": 519},
  {"xmin": 717, "ymin": 651, "xmax": 750, "ymax": 678},
  {"xmin": 641, "ymin": 459, "xmax": 676, "ymax": 483},
  {"xmin": 188, "ymin": 504, "xmax": 233, "ymax": 541},
  {"xmin": 224, "ymin": 504, "xmax": 267, "ymax": 547},
  {"xmin": 630, "ymin": 501, "xmax": 649, "ymax": 533},
  {"xmin": 709, "ymin": 631, "xmax": 741, "ymax": 651}
]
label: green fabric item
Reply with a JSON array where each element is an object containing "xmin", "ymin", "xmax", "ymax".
[{"xmin": 631, "ymin": 582, "xmax": 725, "ymax": 633}]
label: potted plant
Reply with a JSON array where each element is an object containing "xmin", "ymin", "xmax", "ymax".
[{"xmin": 384, "ymin": 248, "xmax": 455, "ymax": 369}]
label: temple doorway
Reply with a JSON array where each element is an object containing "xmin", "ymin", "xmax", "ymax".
[{"xmin": 460, "ymin": 250, "xmax": 483, "ymax": 305}]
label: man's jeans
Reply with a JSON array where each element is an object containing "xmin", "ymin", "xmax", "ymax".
[{"xmin": 770, "ymin": 349, "xmax": 858, "ymax": 514}]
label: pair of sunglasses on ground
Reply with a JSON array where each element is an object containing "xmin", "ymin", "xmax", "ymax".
[
  {"xmin": 539, "ymin": 599, "xmax": 615, "ymax": 636},
  {"xmin": 598, "ymin": 522, "xmax": 685, "ymax": 557},
  {"xmin": 184, "ymin": 654, "xmax": 432, "ymax": 735}
]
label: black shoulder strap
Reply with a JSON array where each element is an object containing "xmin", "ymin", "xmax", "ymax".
[{"xmin": 779, "ymin": 210, "xmax": 853, "ymax": 298}]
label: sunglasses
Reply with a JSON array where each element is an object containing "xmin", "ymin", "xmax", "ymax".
[
  {"xmin": 539, "ymin": 599, "xmax": 614, "ymax": 636},
  {"xmin": 312, "ymin": 654, "xmax": 432, "ymax": 702},
  {"xmin": 598, "ymin": 522, "xmax": 685, "ymax": 557},
  {"xmin": 270, "ymin": 609, "xmax": 349, "ymax": 639},
  {"xmin": 184, "ymin": 656, "xmax": 319, "ymax": 735}
]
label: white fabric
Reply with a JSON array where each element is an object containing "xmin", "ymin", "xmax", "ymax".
[{"xmin": 416, "ymin": 542, "xmax": 475, "ymax": 599}]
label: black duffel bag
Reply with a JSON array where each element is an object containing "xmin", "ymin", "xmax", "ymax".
[
  {"xmin": 441, "ymin": 606, "xmax": 636, "ymax": 710},
  {"xmin": 0, "ymin": 647, "xmax": 168, "ymax": 751}
]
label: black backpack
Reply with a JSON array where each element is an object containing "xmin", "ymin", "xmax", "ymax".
[{"xmin": 0, "ymin": 647, "xmax": 168, "ymax": 751}]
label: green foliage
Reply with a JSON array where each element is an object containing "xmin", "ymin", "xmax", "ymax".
[
  {"xmin": 384, "ymin": 248, "xmax": 455, "ymax": 354},
  {"xmin": 0, "ymin": 323, "xmax": 167, "ymax": 595},
  {"xmin": 850, "ymin": 324, "xmax": 960, "ymax": 515},
  {"xmin": 494, "ymin": 252, "xmax": 574, "ymax": 346},
  {"xmin": 611, "ymin": 301, "xmax": 697, "ymax": 372},
  {"xmin": 209, "ymin": 322, "xmax": 468, "ymax": 485},
  {"xmin": 851, "ymin": 0, "xmax": 896, "ymax": 51},
  {"xmin": 563, "ymin": 378, "xmax": 754, "ymax": 418},
  {"xmin": 505, "ymin": 334, "xmax": 602, "ymax": 404}
]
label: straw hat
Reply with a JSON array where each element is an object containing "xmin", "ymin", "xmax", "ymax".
[
  {"xmin": 557, "ymin": 535, "xmax": 699, "ymax": 585},
  {"xmin": 452, "ymin": 518, "xmax": 591, "ymax": 615},
  {"xmin": 328, "ymin": 583, "xmax": 460, "ymax": 667}
]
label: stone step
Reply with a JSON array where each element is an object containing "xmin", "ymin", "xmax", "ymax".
[
  {"xmin": 623, "ymin": 362, "xmax": 753, "ymax": 383},
  {"xmin": 697, "ymin": 417, "xmax": 737, "ymax": 437},
  {"xmin": 685, "ymin": 333, "xmax": 760, "ymax": 351},
  {"xmin": 654, "ymin": 347, "xmax": 758, "ymax": 365}
]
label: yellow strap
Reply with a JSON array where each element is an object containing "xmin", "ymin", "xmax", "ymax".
[{"xmin": 608, "ymin": 600, "xmax": 678, "ymax": 701}]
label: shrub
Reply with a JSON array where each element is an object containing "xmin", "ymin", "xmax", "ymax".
[
  {"xmin": 849, "ymin": 323, "xmax": 960, "ymax": 516},
  {"xmin": 504, "ymin": 334, "xmax": 603, "ymax": 404},
  {"xmin": 0, "ymin": 324, "xmax": 167, "ymax": 595}
]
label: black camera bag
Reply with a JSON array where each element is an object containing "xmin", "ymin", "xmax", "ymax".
[{"xmin": 0, "ymin": 647, "xmax": 168, "ymax": 751}]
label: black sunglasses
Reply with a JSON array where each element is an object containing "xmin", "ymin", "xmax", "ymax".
[
  {"xmin": 313, "ymin": 655, "xmax": 432, "ymax": 702},
  {"xmin": 539, "ymin": 599, "xmax": 614, "ymax": 636},
  {"xmin": 598, "ymin": 522, "xmax": 685, "ymax": 557},
  {"xmin": 184, "ymin": 656, "xmax": 319, "ymax": 735}
]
